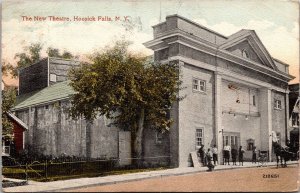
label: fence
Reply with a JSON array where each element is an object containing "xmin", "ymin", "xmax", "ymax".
[{"xmin": 2, "ymin": 156, "xmax": 171, "ymax": 182}]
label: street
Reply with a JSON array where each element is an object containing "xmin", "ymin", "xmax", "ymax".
[{"xmin": 68, "ymin": 164, "xmax": 299, "ymax": 192}]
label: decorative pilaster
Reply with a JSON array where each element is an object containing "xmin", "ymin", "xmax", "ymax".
[
  {"xmin": 214, "ymin": 72, "xmax": 223, "ymax": 164},
  {"xmin": 259, "ymin": 88, "xmax": 272, "ymax": 161}
]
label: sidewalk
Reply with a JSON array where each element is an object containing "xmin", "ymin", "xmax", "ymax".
[{"xmin": 3, "ymin": 161, "xmax": 298, "ymax": 192}]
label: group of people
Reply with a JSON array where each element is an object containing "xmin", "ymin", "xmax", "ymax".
[
  {"xmin": 198, "ymin": 144, "xmax": 218, "ymax": 171},
  {"xmin": 198, "ymin": 143, "xmax": 256, "ymax": 168},
  {"xmin": 223, "ymin": 143, "xmax": 247, "ymax": 166}
]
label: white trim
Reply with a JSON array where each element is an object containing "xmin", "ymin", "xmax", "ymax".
[{"xmin": 6, "ymin": 112, "xmax": 28, "ymax": 130}]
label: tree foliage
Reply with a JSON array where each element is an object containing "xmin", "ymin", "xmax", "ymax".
[
  {"xmin": 2, "ymin": 61, "xmax": 17, "ymax": 139},
  {"xmin": 11, "ymin": 43, "xmax": 75, "ymax": 77},
  {"xmin": 2, "ymin": 88, "xmax": 17, "ymax": 139},
  {"xmin": 69, "ymin": 40, "xmax": 181, "ymax": 159},
  {"xmin": 2, "ymin": 61, "xmax": 15, "ymax": 77},
  {"xmin": 47, "ymin": 47, "xmax": 74, "ymax": 59}
]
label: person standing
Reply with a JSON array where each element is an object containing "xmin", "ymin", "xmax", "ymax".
[
  {"xmin": 212, "ymin": 144, "xmax": 218, "ymax": 166},
  {"xmin": 231, "ymin": 146, "xmax": 238, "ymax": 165},
  {"xmin": 198, "ymin": 143, "xmax": 205, "ymax": 166},
  {"xmin": 223, "ymin": 143, "xmax": 231, "ymax": 165},
  {"xmin": 252, "ymin": 146, "xmax": 257, "ymax": 164},
  {"xmin": 206, "ymin": 148, "xmax": 214, "ymax": 171},
  {"xmin": 238, "ymin": 146, "xmax": 245, "ymax": 166}
]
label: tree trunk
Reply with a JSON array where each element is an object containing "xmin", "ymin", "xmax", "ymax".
[{"xmin": 133, "ymin": 108, "xmax": 145, "ymax": 165}]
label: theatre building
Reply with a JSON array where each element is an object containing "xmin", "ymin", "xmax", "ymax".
[{"xmin": 144, "ymin": 15, "xmax": 294, "ymax": 167}]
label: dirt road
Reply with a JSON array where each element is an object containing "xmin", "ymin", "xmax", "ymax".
[{"xmin": 68, "ymin": 164, "xmax": 299, "ymax": 192}]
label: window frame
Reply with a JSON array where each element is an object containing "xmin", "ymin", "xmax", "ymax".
[
  {"xmin": 252, "ymin": 95, "xmax": 256, "ymax": 106},
  {"xmin": 192, "ymin": 78, "xmax": 206, "ymax": 93},
  {"xmin": 242, "ymin": 49, "xmax": 249, "ymax": 59},
  {"xmin": 274, "ymin": 99, "xmax": 282, "ymax": 110},
  {"xmin": 195, "ymin": 128, "xmax": 204, "ymax": 149}
]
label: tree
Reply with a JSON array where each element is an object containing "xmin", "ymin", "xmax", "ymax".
[
  {"xmin": 2, "ymin": 87, "xmax": 17, "ymax": 140},
  {"xmin": 47, "ymin": 47, "xmax": 75, "ymax": 59},
  {"xmin": 46, "ymin": 47, "xmax": 60, "ymax": 58},
  {"xmin": 2, "ymin": 61, "xmax": 17, "ymax": 139},
  {"xmin": 69, "ymin": 40, "xmax": 181, "ymax": 162},
  {"xmin": 15, "ymin": 43, "xmax": 43, "ymax": 68},
  {"xmin": 2, "ymin": 61, "xmax": 15, "ymax": 77}
]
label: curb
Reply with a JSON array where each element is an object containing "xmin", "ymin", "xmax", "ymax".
[
  {"xmin": 48, "ymin": 162, "xmax": 298, "ymax": 192},
  {"xmin": 4, "ymin": 162, "xmax": 298, "ymax": 192}
]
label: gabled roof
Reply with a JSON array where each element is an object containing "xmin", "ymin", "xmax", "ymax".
[
  {"xmin": 219, "ymin": 29, "xmax": 278, "ymax": 71},
  {"xmin": 6, "ymin": 112, "xmax": 28, "ymax": 130},
  {"xmin": 13, "ymin": 81, "xmax": 75, "ymax": 110}
]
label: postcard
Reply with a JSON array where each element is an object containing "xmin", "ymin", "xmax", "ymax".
[{"xmin": 1, "ymin": 0, "xmax": 299, "ymax": 192}]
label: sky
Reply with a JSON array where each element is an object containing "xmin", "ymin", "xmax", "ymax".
[{"xmin": 2, "ymin": 0, "xmax": 299, "ymax": 85}]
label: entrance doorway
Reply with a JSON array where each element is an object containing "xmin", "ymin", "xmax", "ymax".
[{"xmin": 223, "ymin": 132, "xmax": 240, "ymax": 149}]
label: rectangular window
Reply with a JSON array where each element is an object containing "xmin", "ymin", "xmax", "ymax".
[
  {"xmin": 192, "ymin": 79, "xmax": 198, "ymax": 90},
  {"xmin": 223, "ymin": 133, "xmax": 240, "ymax": 148},
  {"xmin": 225, "ymin": 136, "xmax": 229, "ymax": 146},
  {"xmin": 274, "ymin": 99, "xmax": 282, "ymax": 110},
  {"xmin": 231, "ymin": 136, "xmax": 234, "ymax": 147},
  {"xmin": 252, "ymin": 95, "xmax": 256, "ymax": 106},
  {"xmin": 195, "ymin": 128, "xmax": 204, "ymax": 147},
  {"xmin": 192, "ymin": 78, "xmax": 206, "ymax": 92}
]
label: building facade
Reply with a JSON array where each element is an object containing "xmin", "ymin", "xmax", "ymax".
[
  {"xmin": 144, "ymin": 15, "xmax": 294, "ymax": 167},
  {"xmin": 13, "ymin": 15, "xmax": 295, "ymax": 168}
]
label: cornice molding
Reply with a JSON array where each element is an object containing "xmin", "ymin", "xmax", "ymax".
[
  {"xmin": 169, "ymin": 55, "xmax": 288, "ymax": 93},
  {"xmin": 144, "ymin": 30, "xmax": 294, "ymax": 81}
]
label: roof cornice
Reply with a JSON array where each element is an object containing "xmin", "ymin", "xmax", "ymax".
[
  {"xmin": 12, "ymin": 96, "xmax": 71, "ymax": 111},
  {"xmin": 144, "ymin": 31, "xmax": 294, "ymax": 82},
  {"xmin": 219, "ymin": 30, "xmax": 277, "ymax": 71}
]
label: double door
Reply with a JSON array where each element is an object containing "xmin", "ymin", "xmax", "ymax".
[{"xmin": 223, "ymin": 132, "xmax": 240, "ymax": 149}]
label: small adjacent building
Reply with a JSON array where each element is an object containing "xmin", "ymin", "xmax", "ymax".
[{"xmin": 2, "ymin": 112, "xmax": 28, "ymax": 155}]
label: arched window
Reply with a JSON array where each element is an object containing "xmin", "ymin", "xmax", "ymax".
[{"xmin": 242, "ymin": 50, "xmax": 249, "ymax": 59}]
